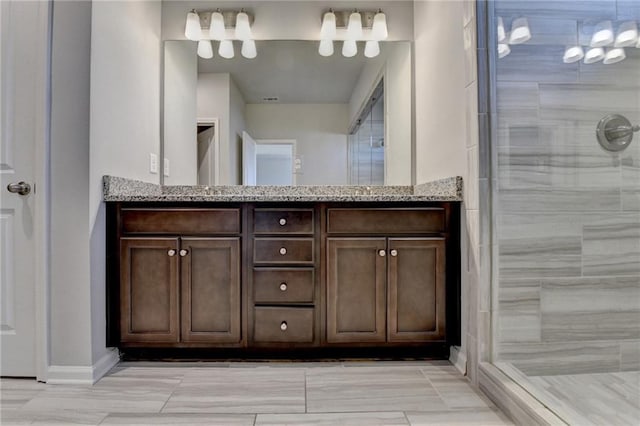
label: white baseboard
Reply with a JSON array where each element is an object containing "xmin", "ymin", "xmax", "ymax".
[
  {"xmin": 449, "ymin": 345, "xmax": 467, "ymax": 375},
  {"xmin": 47, "ymin": 348, "xmax": 120, "ymax": 385}
]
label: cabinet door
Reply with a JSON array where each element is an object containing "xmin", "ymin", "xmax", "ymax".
[
  {"xmin": 181, "ymin": 238, "xmax": 241, "ymax": 343},
  {"xmin": 326, "ymin": 238, "xmax": 386, "ymax": 343},
  {"xmin": 120, "ymin": 238, "xmax": 179, "ymax": 343},
  {"xmin": 387, "ymin": 238, "xmax": 446, "ymax": 342}
]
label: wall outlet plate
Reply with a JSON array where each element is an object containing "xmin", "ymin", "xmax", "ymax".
[
  {"xmin": 163, "ymin": 158, "xmax": 170, "ymax": 177},
  {"xmin": 149, "ymin": 153, "xmax": 158, "ymax": 174}
]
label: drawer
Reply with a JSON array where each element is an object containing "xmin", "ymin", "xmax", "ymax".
[
  {"xmin": 253, "ymin": 307, "xmax": 314, "ymax": 343},
  {"xmin": 327, "ymin": 208, "xmax": 445, "ymax": 234},
  {"xmin": 254, "ymin": 238, "xmax": 314, "ymax": 265},
  {"xmin": 121, "ymin": 208, "xmax": 240, "ymax": 235},
  {"xmin": 253, "ymin": 268, "xmax": 314, "ymax": 303},
  {"xmin": 254, "ymin": 209, "xmax": 314, "ymax": 234}
]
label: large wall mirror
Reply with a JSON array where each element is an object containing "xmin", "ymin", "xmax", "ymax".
[{"xmin": 163, "ymin": 39, "xmax": 412, "ymax": 186}]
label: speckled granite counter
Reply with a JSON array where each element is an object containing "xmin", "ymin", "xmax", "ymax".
[{"xmin": 103, "ymin": 175, "xmax": 463, "ymax": 202}]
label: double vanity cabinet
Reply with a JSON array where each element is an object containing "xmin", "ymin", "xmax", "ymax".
[{"xmin": 106, "ymin": 196, "xmax": 460, "ymax": 358}]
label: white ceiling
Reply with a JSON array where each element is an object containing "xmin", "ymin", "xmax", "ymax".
[{"xmin": 197, "ymin": 40, "xmax": 370, "ymax": 104}]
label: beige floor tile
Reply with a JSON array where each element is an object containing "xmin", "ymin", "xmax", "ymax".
[
  {"xmin": 100, "ymin": 413, "xmax": 256, "ymax": 425},
  {"xmin": 405, "ymin": 408, "xmax": 514, "ymax": 425},
  {"xmin": 255, "ymin": 411, "xmax": 410, "ymax": 425},
  {"xmin": 0, "ymin": 410, "xmax": 107, "ymax": 425}
]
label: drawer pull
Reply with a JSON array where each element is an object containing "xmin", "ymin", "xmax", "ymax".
[
  {"xmin": 390, "ymin": 249, "xmax": 398, "ymax": 257},
  {"xmin": 279, "ymin": 282, "xmax": 288, "ymax": 291},
  {"xmin": 378, "ymin": 249, "xmax": 386, "ymax": 257},
  {"xmin": 167, "ymin": 249, "xmax": 176, "ymax": 257},
  {"xmin": 280, "ymin": 321, "xmax": 288, "ymax": 331},
  {"xmin": 279, "ymin": 218, "xmax": 287, "ymax": 226},
  {"xmin": 279, "ymin": 247, "xmax": 287, "ymax": 255},
  {"xmin": 179, "ymin": 249, "xmax": 188, "ymax": 257}
]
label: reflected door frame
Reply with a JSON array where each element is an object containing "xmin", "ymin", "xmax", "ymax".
[
  {"xmin": 256, "ymin": 139, "xmax": 297, "ymax": 185},
  {"xmin": 197, "ymin": 117, "xmax": 220, "ymax": 186}
]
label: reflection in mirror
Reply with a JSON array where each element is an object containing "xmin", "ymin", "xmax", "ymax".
[{"xmin": 163, "ymin": 40, "xmax": 412, "ymax": 186}]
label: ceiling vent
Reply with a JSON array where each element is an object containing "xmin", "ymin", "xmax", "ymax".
[{"xmin": 262, "ymin": 96, "xmax": 280, "ymax": 103}]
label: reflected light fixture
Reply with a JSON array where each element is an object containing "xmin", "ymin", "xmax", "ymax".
[
  {"xmin": 218, "ymin": 40, "xmax": 235, "ymax": 59},
  {"xmin": 509, "ymin": 17, "xmax": 531, "ymax": 44},
  {"xmin": 320, "ymin": 10, "xmax": 337, "ymax": 39},
  {"xmin": 497, "ymin": 16, "xmax": 506, "ymax": 43},
  {"xmin": 603, "ymin": 47, "xmax": 626, "ymax": 64},
  {"xmin": 584, "ymin": 46, "xmax": 605, "ymax": 63},
  {"xmin": 563, "ymin": 45, "xmax": 584, "ymax": 63},
  {"xmin": 318, "ymin": 39, "xmax": 334, "ymax": 57},
  {"xmin": 498, "ymin": 43, "xmax": 510, "ymax": 58},
  {"xmin": 347, "ymin": 11, "xmax": 363, "ymax": 40},
  {"xmin": 342, "ymin": 39, "xmax": 358, "ymax": 57},
  {"xmin": 235, "ymin": 10, "xmax": 253, "ymax": 40},
  {"xmin": 371, "ymin": 10, "xmax": 388, "ymax": 40},
  {"xmin": 185, "ymin": 9, "xmax": 202, "ymax": 41},
  {"xmin": 364, "ymin": 40, "xmax": 380, "ymax": 58},
  {"xmin": 209, "ymin": 10, "xmax": 226, "ymax": 40},
  {"xmin": 241, "ymin": 39, "xmax": 257, "ymax": 59},
  {"xmin": 197, "ymin": 40, "xmax": 214, "ymax": 59},
  {"xmin": 591, "ymin": 20, "xmax": 614, "ymax": 47},
  {"xmin": 615, "ymin": 21, "xmax": 638, "ymax": 47}
]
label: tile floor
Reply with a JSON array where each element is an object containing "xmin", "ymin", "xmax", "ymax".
[{"xmin": 0, "ymin": 361, "xmax": 513, "ymax": 425}]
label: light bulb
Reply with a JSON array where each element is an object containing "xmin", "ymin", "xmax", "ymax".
[
  {"xmin": 342, "ymin": 40, "xmax": 357, "ymax": 57},
  {"xmin": 197, "ymin": 40, "xmax": 213, "ymax": 59},
  {"xmin": 320, "ymin": 11, "xmax": 337, "ymax": 39},
  {"xmin": 603, "ymin": 47, "xmax": 626, "ymax": 64},
  {"xmin": 371, "ymin": 11, "xmax": 388, "ymax": 41},
  {"xmin": 318, "ymin": 39, "xmax": 334, "ymax": 57},
  {"xmin": 498, "ymin": 43, "xmax": 510, "ymax": 58},
  {"xmin": 497, "ymin": 17, "xmax": 506, "ymax": 43},
  {"xmin": 584, "ymin": 46, "xmax": 605, "ymax": 64},
  {"xmin": 241, "ymin": 39, "xmax": 257, "ymax": 59},
  {"xmin": 590, "ymin": 20, "xmax": 614, "ymax": 47},
  {"xmin": 364, "ymin": 40, "xmax": 380, "ymax": 58},
  {"xmin": 347, "ymin": 11, "xmax": 363, "ymax": 40},
  {"xmin": 563, "ymin": 45, "xmax": 584, "ymax": 63},
  {"xmin": 218, "ymin": 40, "xmax": 234, "ymax": 59},
  {"xmin": 185, "ymin": 10, "xmax": 202, "ymax": 41},
  {"xmin": 509, "ymin": 17, "xmax": 531, "ymax": 44},
  {"xmin": 209, "ymin": 11, "xmax": 226, "ymax": 41},
  {"xmin": 235, "ymin": 11, "xmax": 252, "ymax": 40},
  {"xmin": 615, "ymin": 21, "xmax": 638, "ymax": 47}
]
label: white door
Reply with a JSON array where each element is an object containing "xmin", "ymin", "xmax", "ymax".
[
  {"xmin": 197, "ymin": 124, "xmax": 217, "ymax": 186},
  {"xmin": 0, "ymin": 0, "xmax": 48, "ymax": 377},
  {"xmin": 242, "ymin": 131, "xmax": 257, "ymax": 185}
]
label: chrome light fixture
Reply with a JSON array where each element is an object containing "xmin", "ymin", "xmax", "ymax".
[
  {"xmin": 318, "ymin": 9, "xmax": 387, "ymax": 59},
  {"xmin": 185, "ymin": 9, "xmax": 202, "ymax": 41},
  {"xmin": 197, "ymin": 40, "xmax": 214, "ymax": 59}
]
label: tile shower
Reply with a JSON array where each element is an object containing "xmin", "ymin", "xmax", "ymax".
[{"xmin": 488, "ymin": 0, "xmax": 640, "ymax": 423}]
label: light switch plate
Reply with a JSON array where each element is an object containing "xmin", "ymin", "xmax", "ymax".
[
  {"xmin": 149, "ymin": 153, "xmax": 158, "ymax": 174},
  {"xmin": 163, "ymin": 158, "xmax": 170, "ymax": 177}
]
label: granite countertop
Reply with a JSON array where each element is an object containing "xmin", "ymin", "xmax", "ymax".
[{"xmin": 102, "ymin": 175, "xmax": 463, "ymax": 202}]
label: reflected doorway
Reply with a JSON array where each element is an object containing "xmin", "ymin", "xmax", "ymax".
[{"xmin": 197, "ymin": 118, "xmax": 219, "ymax": 186}]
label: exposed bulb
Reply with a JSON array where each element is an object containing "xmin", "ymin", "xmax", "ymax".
[
  {"xmin": 185, "ymin": 10, "xmax": 202, "ymax": 41},
  {"xmin": 318, "ymin": 39, "xmax": 334, "ymax": 57}
]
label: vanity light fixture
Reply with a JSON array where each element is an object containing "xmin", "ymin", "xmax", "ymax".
[
  {"xmin": 497, "ymin": 16, "xmax": 506, "ymax": 43},
  {"xmin": 563, "ymin": 45, "xmax": 584, "ymax": 63},
  {"xmin": 241, "ymin": 39, "xmax": 257, "ymax": 59},
  {"xmin": 197, "ymin": 40, "xmax": 214, "ymax": 59},
  {"xmin": 218, "ymin": 39, "xmax": 235, "ymax": 59},
  {"xmin": 509, "ymin": 17, "xmax": 531, "ymax": 44},
  {"xmin": 318, "ymin": 9, "xmax": 387, "ymax": 58},
  {"xmin": 584, "ymin": 46, "xmax": 605, "ymax": 63},
  {"xmin": 497, "ymin": 43, "xmax": 511, "ymax": 58},
  {"xmin": 209, "ymin": 10, "xmax": 227, "ymax": 40},
  {"xmin": 235, "ymin": 10, "xmax": 253, "ymax": 40},
  {"xmin": 603, "ymin": 47, "xmax": 626, "ymax": 64},
  {"xmin": 185, "ymin": 9, "xmax": 202, "ymax": 41},
  {"xmin": 615, "ymin": 21, "xmax": 638, "ymax": 47},
  {"xmin": 590, "ymin": 20, "xmax": 614, "ymax": 47}
]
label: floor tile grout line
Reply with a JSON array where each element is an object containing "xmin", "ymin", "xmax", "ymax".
[
  {"xmin": 419, "ymin": 368, "xmax": 452, "ymax": 411},
  {"xmin": 304, "ymin": 369, "xmax": 308, "ymax": 414},
  {"xmin": 402, "ymin": 410, "xmax": 412, "ymax": 425},
  {"xmin": 157, "ymin": 371, "xmax": 187, "ymax": 414}
]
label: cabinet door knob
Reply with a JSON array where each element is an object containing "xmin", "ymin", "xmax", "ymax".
[
  {"xmin": 167, "ymin": 249, "xmax": 176, "ymax": 257},
  {"xmin": 390, "ymin": 249, "xmax": 398, "ymax": 257},
  {"xmin": 378, "ymin": 249, "xmax": 386, "ymax": 257},
  {"xmin": 279, "ymin": 218, "xmax": 287, "ymax": 226},
  {"xmin": 280, "ymin": 321, "xmax": 288, "ymax": 331},
  {"xmin": 279, "ymin": 282, "xmax": 288, "ymax": 291},
  {"xmin": 179, "ymin": 249, "xmax": 188, "ymax": 257},
  {"xmin": 279, "ymin": 247, "xmax": 287, "ymax": 255}
]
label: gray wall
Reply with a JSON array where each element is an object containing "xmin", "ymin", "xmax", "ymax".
[{"xmin": 493, "ymin": 0, "xmax": 640, "ymax": 376}]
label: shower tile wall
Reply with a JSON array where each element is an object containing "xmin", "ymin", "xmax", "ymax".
[{"xmin": 494, "ymin": 0, "xmax": 640, "ymax": 376}]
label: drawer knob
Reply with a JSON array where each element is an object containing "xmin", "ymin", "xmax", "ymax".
[
  {"xmin": 390, "ymin": 249, "xmax": 398, "ymax": 257},
  {"xmin": 279, "ymin": 282, "xmax": 288, "ymax": 291},
  {"xmin": 279, "ymin": 218, "xmax": 287, "ymax": 226},
  {"xmin": 279, "ymin": 247, "xmax": 287, "ymax": 255},
  {"xmin": 179, "ymin": 249, "xmax": 188, "ymax": 257},
  {"xmin": 378, "ymin": 249, "xmax": 386, "ymax": 257},
  {"xmin": 280, "ymin": 321, "xmax": 288, "ymax": 331},
  {"xmin": 167, "ymin": 249, "xmax": 176, "ymax": 257}
]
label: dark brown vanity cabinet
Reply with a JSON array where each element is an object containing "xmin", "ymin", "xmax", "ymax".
[
  {"xmin": 325, "ymin": 208, "xmax": 448, "ymax": 345},
  {"xmin": 108, "ymin": 202, "xmax": 459, "ymax": 354}
]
